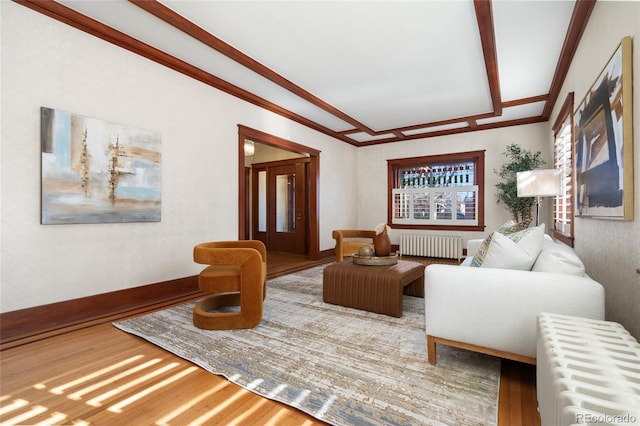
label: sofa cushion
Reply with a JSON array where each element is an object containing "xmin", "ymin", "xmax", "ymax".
[
  {"xmin": 471, "ymin": 224, "xmax": 545, "ymax": 270},
  {"xmin": 532, "ymin": 244, "xmax": 586, "ymax": 276}
]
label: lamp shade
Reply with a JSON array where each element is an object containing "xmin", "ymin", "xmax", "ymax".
[{"xmin": 516, "ymin": 169, "xmax": 562, "ymax": 197}]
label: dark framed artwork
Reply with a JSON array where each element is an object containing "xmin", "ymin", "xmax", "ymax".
[
  {"xmin": 574, "ymin": 36, "xmax": 633, "ymax": 220},
  {"xmin": 41, "ymin": 107, "xmax": 162, "ymax": 224}
]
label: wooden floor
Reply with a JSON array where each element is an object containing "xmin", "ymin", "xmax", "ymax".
[{"xmin": 0, "ymin": 253, "xmax": 540, "ymax": 425}]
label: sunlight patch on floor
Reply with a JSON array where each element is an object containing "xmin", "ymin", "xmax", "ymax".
[
  {"xmin": 86, "ymin": 362, "xmax": 179, "ymax": 407},
  {"xmin": 189, "ymin": 386, "xmax": 249, "ymax": 426},
  {"xmin": 0, "ymin": 403, "xmax": 47, "ymax": 425},
  {"xmin": 32, "ymin": 411, "xmax": 68, "ymax": 425},
  {"xmin": 68, "ymin": 358, "xmax": 162, "ymax": 400},
  {"xmin": 48, "ymin": 355, "xmax": 145, "ymax": 395},
  {"xmin": 108, "ymin": 366, "xmax": 198, "ymax": 413},
  {"xmin": 155, "ymin": 380, "xmax": 230, "ymax": 426},
  {"xmin": 225, "ymin": 397, "xmax": 270, "ymax": 426}
]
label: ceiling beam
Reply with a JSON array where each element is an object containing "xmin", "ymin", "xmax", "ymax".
[
  {"xmin": 335, "ymin": 92, "xmax": 546, "ymax": 140},
  {"xmin": 359, "ymin": 116, "xmax": 547, "ymax": 147},
  {"xmin": 12, "ymin": 0, "xmax": 359, "ymax": 146},
  {"xmin": 542, "ymin": 0, "xmax": 596, "ymax": 119},
  {"xmin": 503, "ymin": 94, "xmax": 548, "ymax": 108},
  {"xmin": 129, "ymin": 0, "xmax": 377, "ymax": 136},
  {"xmin": 11, "ymin": 0, "xmax": 571, "ymax": 147},
  {"xmin": 474, "ymin": 0, "xmax": 503, "ymax": 117}
]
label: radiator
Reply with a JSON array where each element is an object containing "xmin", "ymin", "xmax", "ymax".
[
  {"xmin": 399, "ymin": 234, "xmax": 462, "ymax": 261},
  {"xmin": 536, "ymin": 313, "xmax": 640, "ymax": 426}
]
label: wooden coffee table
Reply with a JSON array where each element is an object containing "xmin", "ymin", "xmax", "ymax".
[{"xmin": 322, "ymin": 258, "xmax": 425, "ymax": 317}]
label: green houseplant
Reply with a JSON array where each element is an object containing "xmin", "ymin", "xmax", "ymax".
[{"xmin": 494, "ymin": 144, "xmax": 545, "ymax": 224}]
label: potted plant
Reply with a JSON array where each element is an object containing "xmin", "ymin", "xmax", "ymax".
[{"xmin": 494, "ymin": 144, "xmax": 545, "ymax": 224}]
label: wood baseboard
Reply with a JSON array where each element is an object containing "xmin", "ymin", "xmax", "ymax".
[
  {"xmin": 319, "ymin": 248, "xmax": 336, "ymax": 259},
  {"xmin": 0, "ymin": 276, "xmax": 202, "ymax": 350}
]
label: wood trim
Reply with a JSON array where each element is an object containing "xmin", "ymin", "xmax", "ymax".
[
  {"xmin": 340, "ymin": 105, "xmax": 548, "ymax": 144},
  {"xmin": 552, "ymin": 91, "xmax": 575, "ymax": 132},
  {"xmin": 358, "ymin": 116, "xmax": 547, "ymax": 146},
  {"xmin": 319, "ymin": 248, "xmax": 336, "ymax": 259},
  {"xmin": 13, "ymin": 0, "xmax": 356, "ymax": 146},
  {"xmin": 391, "ymin": 224, "xmax": 486, "ymax": 232},
  {"xmin": 427, "ymin": 335, "xmax": 537, "ymax": 366},
  {"xmin": 503, "ymin": 94, "xmax": 548, "ymax": 109},
  {"xmin": 0, "ymin": 276, "xmax": 201, "ymax": 349},
  {"xmin": 14, "ymin": 0, "xmax": 560, "ymax": 147},
  {"xmin": 542, "ymin": 0, "xmax": 596, "ymax": 119},
  {"xmin": 240, "ymin": 125, "xmax": 321, "ymax": 157},
  {"xmin": 308, "ymin": 154, "xmax": 320, "ymax": 260},
  {"xmin": 252, "ymin": 157, "xmax": 311, "ymax": 170},
  {"xmin": 238, "ymin": 125, "xmax": 320, "ymax": 260},
  {"xmin": 13, "ymin": 0, "xmax": 563, "ymax": 146},
  {"xmin": 552, "ymin": 92, "xmax": 575, "ymax": 248},
  {"xmin": 387, "ymin": 150, "xmax": 486, "ymax": 167},
  {"xmin": 130, "ymin": 0, "xmax": 375, "ymax": 137},
  {"xmin": 386, "ymin": 150, "xmax": 486, "ymax": 231},
  {"xmin": 553, "ymin": 231, "xmax": 574, "ymax": 248},
  {"xmin": 340, "ymin": 111, "xmax": 496, "ymax": 136},
  {"xmin": 474, "ymin": 0, "xmax": 502, "ymax": 116}
]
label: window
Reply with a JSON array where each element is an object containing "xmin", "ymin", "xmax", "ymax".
[
  {"xmin": 387, "ymin": 150, "xmax": 485, "ymax": 231},
  {"xmin": 552, "ymin": 93, "xmax": 575, "ymax": 246}
]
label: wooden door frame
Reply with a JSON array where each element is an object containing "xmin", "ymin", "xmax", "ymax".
[{"xmin": 238, "ymin": 125, "xmax": 321, "ymax": 260}]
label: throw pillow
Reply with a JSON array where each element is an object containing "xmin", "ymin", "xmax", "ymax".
[
  {"xmin": 496, "ymin": 220, "xmax": 530, "ymax": 235},
  {"xmin": 532, "ymin": 245, "xmax": 586, "ymax": 276},
  {"xmin": 469, "ymin": 233, "xmax": 493, "ymax": 267},
  {"xmin": 471, "ymin": 224, "xmax": 545, "ymax": 270}
]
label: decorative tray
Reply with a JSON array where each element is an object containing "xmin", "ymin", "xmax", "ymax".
[{"xmin": 352, "ymin": 253, "xmax": 398, "ymax": 266}]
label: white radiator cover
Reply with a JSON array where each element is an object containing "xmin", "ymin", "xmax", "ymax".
[
  {"xmin": 537, "ymin": 313, "xmax": 640, "ymax": 426},
  {"xmin": 399, "ymin": 234, "xmax": 462, "ymax": 261}
]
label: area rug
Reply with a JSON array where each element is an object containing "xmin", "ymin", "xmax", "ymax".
[{"xmin": 114, "ymin": 265, "xmax": 500, "ymax": 425}]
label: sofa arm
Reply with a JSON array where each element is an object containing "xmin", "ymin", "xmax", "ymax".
[{"xmin": 424, "ymin": 264, "xmax": 605, "ymax": 360}]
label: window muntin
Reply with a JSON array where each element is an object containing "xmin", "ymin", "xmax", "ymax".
[{"xmin": 387, "ymin": 151, "xmax": 484, "ymax": 230}]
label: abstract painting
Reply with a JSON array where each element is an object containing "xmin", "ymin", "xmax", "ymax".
[
  {"xmin": 574, "ymin": 36, "xmax": 633, "ymax": 220},
  {"xmin": 41, "ymin": 107, "xmax": 161, "ymax": 224}
]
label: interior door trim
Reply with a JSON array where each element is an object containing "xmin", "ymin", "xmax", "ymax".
[{"xmin": 238, "ymin": 125, "xmax": 321, "ymax": 260}]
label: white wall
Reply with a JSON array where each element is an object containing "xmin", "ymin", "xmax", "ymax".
[
  {"xmin": 356, "ymin": 123, "xmax": 550, "ymax": 245},
  {"xmin": 0, "ymin": 2, "xmax": 357, "ymax": 312},
  {"xmin": 549, "ymin": 1, "xmax": 640, "ymax": 339}
]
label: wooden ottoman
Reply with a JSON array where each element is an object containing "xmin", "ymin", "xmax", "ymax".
[{"xmin": 322, "ymin": 258, "xmax": 425, "ymax": 317}]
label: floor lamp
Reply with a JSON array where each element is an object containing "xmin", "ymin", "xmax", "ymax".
[{"xmin": 516, "ymin": 169, "xmax": 562, "ymax": 226}]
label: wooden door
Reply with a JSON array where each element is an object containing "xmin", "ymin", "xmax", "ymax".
[{"xmin": 252, "ymin": 161, "xmax": 307, "ymax": 255}]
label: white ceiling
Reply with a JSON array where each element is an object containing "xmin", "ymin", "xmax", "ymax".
[{"xmin": 54, "ymin": 0, "xmax": 578, "ymax": 145}]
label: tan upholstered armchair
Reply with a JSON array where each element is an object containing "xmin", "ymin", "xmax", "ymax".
[
  {"xmin": 332, "ymin": 229, "xmax": 376, "ymax": 262},
  {"xmin": 192, "ymin": 240, "xmax": 267, "ymax": 330}
]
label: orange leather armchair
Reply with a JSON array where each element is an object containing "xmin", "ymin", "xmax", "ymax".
[
  {"xmin": 192, "ymin": 240, "xmax": 267, "ymax": 330},
  {"xmin": 332, "ymin": 229, "xmax": 376, "ymax": 262}
]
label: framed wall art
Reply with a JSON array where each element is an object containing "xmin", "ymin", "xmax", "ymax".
[
  {"xmin": 41, "ymin": 107, "xmax": 161, "ymax": 224},
  {"xmin": 574, "ymin": 36, "xmax": 633, "ymax": 220}
]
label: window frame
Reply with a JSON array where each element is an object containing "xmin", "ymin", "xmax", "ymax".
[
  {"xmin": 387, "ymin": 150, "xmax": 485, "ymax": 231},
  {"xmin": 552, "ymin": 92, "xmax": 575, "ymax": 247}
]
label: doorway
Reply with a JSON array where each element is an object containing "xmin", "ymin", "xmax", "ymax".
[
  {"xmin": 252, "ymin": 160, "xmax": 308, "ymax": 255},
  {"xmin": 237, "ymin": 125, "xmax": 321, "ymax": 260}
]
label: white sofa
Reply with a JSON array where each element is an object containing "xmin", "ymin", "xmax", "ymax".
[{"xmin": 424, "ymin": 232, "xmax": 605, "ymax": 364}]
